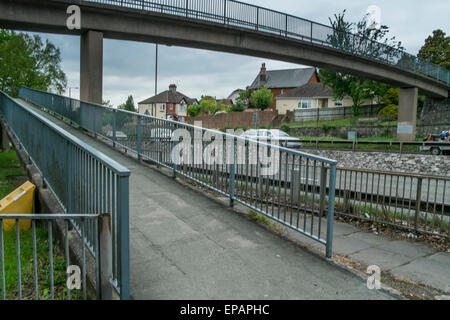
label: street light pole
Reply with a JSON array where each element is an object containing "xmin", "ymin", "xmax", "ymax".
[
  {"xmin": 68, "ymin": 86, "xmax": 79, "ymax": 98},
  {"xmin": 155, "ymin": 44, "xmax": 158, "ymax": 96}
]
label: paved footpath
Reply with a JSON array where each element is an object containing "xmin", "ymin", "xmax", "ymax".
[
  {"xmin": 297, "ymin": 220, "xmax": 450, "ymax": 295},
  {"xmin": 20, "ymin": 99, "xmax": 400, "ymax": 299}
]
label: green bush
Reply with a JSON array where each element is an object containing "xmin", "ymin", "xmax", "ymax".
[
  {"xmin": 249, "ymin": 88, "xmax": 273, "ymax": 110},
  {"xmin": 280, "ymin": 123, "xmax": 290, "ymax": 133},
  {"xmin": 378, "ymin": 104, "xmax": 398, "ymax": 121},
  {"xmin": 187, "ymin": 104, "xmax": 201, "ymax": 117},
  {"xmin": 230, "ymin": 102, "xmax": 245, "ymax": 112},
  {"xmin": 234, "ymin": 125, "xmax": 244, "ymax": 130},
  {"xmin": 321, "ymin": 123, "xmax": 332, "ymax": 133}
]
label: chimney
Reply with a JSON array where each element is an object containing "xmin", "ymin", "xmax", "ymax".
[
  {"xmin": 169, "ymin": 84, "xmax": 177, "ymax": 93},
  {"xmin": 259, "ymin": 63, "xmax": 267, "ymax": 87}
]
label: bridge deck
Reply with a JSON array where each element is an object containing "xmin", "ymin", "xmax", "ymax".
[{"xmin": 16, "ymin": 98, "xmax": 394, "ymax": 299}]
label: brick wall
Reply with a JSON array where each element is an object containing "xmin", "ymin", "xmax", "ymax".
[{"xmin": 185, "ymin": 110, "xmax": 278, "ymax": 129}]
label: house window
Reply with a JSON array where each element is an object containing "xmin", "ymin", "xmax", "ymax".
[
  {"xmin": 179, "ymin": 103, "xmax": 186, "ymax": 113},
  {"xmin": 160, "ymin": 104, "xmax": 165, "ymax": 111},
  {"xmin": 334, "ymin": 100, "xmax": 343, "ymax": 107},
  {"xmin": 298, "ymin": 100, "xmax": 312, "ymax": 109}
]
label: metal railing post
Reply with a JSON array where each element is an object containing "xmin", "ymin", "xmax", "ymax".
[
  {"xmin": 256, "ymin": 7, "xmax": 259, "ymax": 30},
  {"xmin": 113, "ymin": 110, "xmax": 117, "ymax": 148},
  {"xmin": 319, "ymin": 166, "xmax": 328, "ymax": 217},
  {"xmin": 66, "ymin": 141, "xmax": 72, "ymax": 213},
  {"xmin": 285, "ymin": 15, "xmax": 288, "ymax": 37},
  {"xmin": 414, "ymin": 177, "xmax": 422, "ymax": 232},
  {"xmin": 137, "ymin": 116, "xmax": 142, "ymax": 160},
  {"xmin": 325, "ymin": 163, "xmax": 337, "ymax": 258},
  {"xmin": 229, "ymin": 137, "xmax": 236, "ymax": 207},
  {"xmin": 223, "ymin": 0, "xmax": 227, "ymax": 24},
  {"xmin": 117, "ymin": 175, "xmax": 130, "ymax": 300}
]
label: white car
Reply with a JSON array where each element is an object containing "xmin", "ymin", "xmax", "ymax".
[
  {"xmin": 241, "ymin": 129, "xmax": 303, "ymax": 149},
  {"xmin": 105, "ymin": 130, "xmax": 128, "ymax": 141},
  {"xmin": 150, "ymin": 128, "xmax": 172, "ymax": 141}
]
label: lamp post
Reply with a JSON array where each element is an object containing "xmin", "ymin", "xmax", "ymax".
[{"xmin": 68, "ymin": 86, "xmax": 79, "ymax": 98}]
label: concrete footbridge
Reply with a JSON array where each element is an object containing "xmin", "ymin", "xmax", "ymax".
[{"xmin": 1, "ymin": 0, "xmax": 450, "ymax": 140}]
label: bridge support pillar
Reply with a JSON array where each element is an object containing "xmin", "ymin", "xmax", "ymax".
[
  {"xmin": 397, "ymin": 87, "xmax": 418, "ymax": 141},
  {"xmin": 80, "ymin": 31, "xmax": 103, "ymax": 104}
]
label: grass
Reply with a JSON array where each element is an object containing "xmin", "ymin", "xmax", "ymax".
[
  {"xmin": 247, "ymin": 209, "xmax": 284, "ymax": 233},
  {"xmin": 0, "ymin": 149, "xmax": 83, "ymax": 300},
  {"xmin": 3, "ymin": 225, "xmax": 83, "ymax": 300},
  {"xmin": 285, "ymin": 117, "xmax": 399, "ymax": 129},
  {"xmin": 0, "ymin": 150, "xmax": 27, "ymax": 199},
  {"xmin": 335, "ymin": 201, "xmax": 450, "ymax": 235}
]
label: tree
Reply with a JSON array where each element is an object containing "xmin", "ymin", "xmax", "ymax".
[
  {"xmin": 0, "ymin": 30, "xmax": 67, "ymax": 97},
  {"xmin": 319, "ymin": 70, "xmax": 376, "ymax": 116},
  {"xmin": 118, "ymin": 95, "xmax": 136, "ymax": 112},
  {"xmin": 186, "ymin": 97, "xmax": 227, "ymax": 117},
  {"xmin": 318, "ymin": 10, "xmax": 400, "ymax": 115},
  {"xmin": 382, "ymin": 87, "xmax": 399, "ymax": 106},
  {"xmin": 187, "ymin": 104, "xmax": 201, "ymax": 117},
  {"xmin": 249, "ymin": 88, "xmax": 273, "ymax": 110},
  {"xmin": 230, "ymin": 89, "xmax": 248, "ymax": 112},
  {"xmin": 418, "ymin": 29, "xmax": 450, "ymax": 70}
]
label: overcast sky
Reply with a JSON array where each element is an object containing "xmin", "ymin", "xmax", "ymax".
[{"xmin": 28, "ymin": 0, "xmax": 450, "ymax": 106}]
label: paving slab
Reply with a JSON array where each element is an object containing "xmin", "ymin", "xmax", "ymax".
[
  {"xmin": 348, "ymin": 247, "xmax": 413, "ymax": 270},
  {"xmin": 332, "ymin": 235, "xmax": 375, "ymax": 256},
  {"xmin": 390, "ymin": 252, "xmax": 450, "ymax": 293},
  {"xmin": 378, "ymin": 240, "xmax": 435, "ymax": 259}
]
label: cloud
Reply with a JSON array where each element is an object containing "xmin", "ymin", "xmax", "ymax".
[{"xmin": 23, "ymin": 0, "xmax": 449, "ymax": 106}]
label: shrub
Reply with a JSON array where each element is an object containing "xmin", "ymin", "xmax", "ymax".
[
  {"xmin": 187, "ymin": 104, "xmax": 201, "ymax": 117},
  {"xmin": 321, "ymin": 123, "xmax": 332, "ymax": 133},
  {"xmin": 378, "ymin": 104, "xmax": 398, "ymax": 121},
  {"xmin": 280, "ymin": 123, "xmax": 290, "ymax": 133},
  {"xmin": 230, "ymin": 102, "xmax": 245, "ymax": 112},
  {"xmin": 249, "ymin": 88, "xmax": 273, "ymax": 110},
  {"xmin": 234, "ymin": 125, "xmax": 244, "ymax": 130}
]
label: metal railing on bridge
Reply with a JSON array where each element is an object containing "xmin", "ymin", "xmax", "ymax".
[
  {"xmin": 84, "ymin": 0, "xmax": 450, "ymax": 85},
  {"xmin": 0, "ymin": 214, "xmax": 104, "ymax": 300},
  {"xmin": 19, "ymin": 87, "xmax": 338, "ymax": 258},
  {"xmin": 0, "ymin": 91, "xmax": 130, "ymax": 299}
]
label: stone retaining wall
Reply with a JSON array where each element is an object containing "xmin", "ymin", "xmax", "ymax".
[{"xmin": 304, "ymin": 149, "xmax": 450, "ymax": 177}]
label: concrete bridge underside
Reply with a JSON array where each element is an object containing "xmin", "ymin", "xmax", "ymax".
[{"xmin": 1, "ymin": 0, "xmax": 449, "ymax": 140}]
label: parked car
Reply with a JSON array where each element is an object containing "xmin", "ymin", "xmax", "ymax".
[
  {"xmin": 105, "ymin": 130, "xmax": 128, "ymax": 141},
  {"xmin": 241, "ymin": 129, "xmax": 303, "ymax": 149},
  {"xmin": 150, "ymin": 128, "xmax": 173, "ymax": 142}
]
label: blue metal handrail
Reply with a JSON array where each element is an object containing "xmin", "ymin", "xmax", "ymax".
[
  {"xmin": 19, "ymin": 86, "xmax": 338, "ymax": 258},
  {"xmin": 83, "ymin": 0, "xmax": 450, "ymax": 85},
  {"xmin": 0, "ymin": 90, "xmax": 130, "ymax": 299}
]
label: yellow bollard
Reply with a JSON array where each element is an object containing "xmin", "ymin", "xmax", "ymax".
[{"xmin": 0, "ymin": 181, "xmax": 36, "ymax": 231}]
